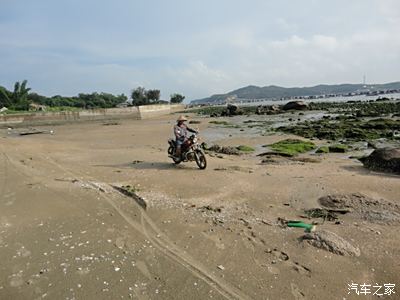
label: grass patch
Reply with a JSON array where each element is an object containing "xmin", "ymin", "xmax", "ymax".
[
  {"xmin": 236, "ymin": 145, "xmax": 255, "ymax": 152},
  {"xmin": 266, "ymin": 139, "xmax": 316, "ymax": 156},
  {"xmin": 316, "ymin": 146, "xmax": 329, "ymax": 153},
  {"xmin": 209, "ymin": 120, "xmax": 241, "ymax": 128}
]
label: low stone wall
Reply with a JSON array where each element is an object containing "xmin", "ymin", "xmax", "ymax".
[
  {"xmin": 0, "ymin": 107, "xmax": 140, "ymax": 127},
  {"xmin": 170, "ymin": 104, "xmax": 185, "ymax": 112},
  {"xmin": 138, "ymin": 104, "xmax": 171, "ymax": 119},
  {"xmin": 0, "ymin": 105, "xmax": 185, "ymax": 127},
  {"xmin": 138, "ymin": 104, "xmax": 185, "ymax": 119}
]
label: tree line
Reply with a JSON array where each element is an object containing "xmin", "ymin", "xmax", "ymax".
[
  {"xmin": 130, "ymin": 87, "xmax": 185, "ymax": 106},
  {"xmin": 0, "ymin": 80, "xmax": 185, "ymax": 111}
]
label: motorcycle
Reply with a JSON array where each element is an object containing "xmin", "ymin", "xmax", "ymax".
[{"xmin": 168, "ymin": 133, "xmax": 207, "ymax": 169}]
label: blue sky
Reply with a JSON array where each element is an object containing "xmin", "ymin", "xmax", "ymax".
[{"xmin": 0, "ymin": 0, "xmax": 399, "ymax": 101}]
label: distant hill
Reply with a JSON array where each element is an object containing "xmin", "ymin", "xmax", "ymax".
[{"xmin": 190, "ymin": 82, "xmax": 400, "ymax": 105}]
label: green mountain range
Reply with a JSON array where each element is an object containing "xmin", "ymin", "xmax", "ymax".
[{"xmin": 190, "ymin": 82, "xmax": 400, "ymax": 105}]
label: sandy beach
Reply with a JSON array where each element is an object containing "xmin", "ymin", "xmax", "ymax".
[{"xmin": 0, "ymin": 113, "xmax": 399, "ymax": 300}]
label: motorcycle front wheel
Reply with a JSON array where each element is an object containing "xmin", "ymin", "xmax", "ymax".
[{"xmin": 194, "ymin": 150, "xmax": 207, "ymax": 169}]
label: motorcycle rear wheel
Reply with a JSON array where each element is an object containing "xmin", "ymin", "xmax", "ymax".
[
  {"xmin": 167, "ymin": 146, "xmax": 174, "ymax": 155},
  {"xmin": 172, "ymin": 156, "xmax": 181, "ymax": 164},
  {"xmin": 168, "ymin": 146, "xmax": 181, "ymax": 164}
]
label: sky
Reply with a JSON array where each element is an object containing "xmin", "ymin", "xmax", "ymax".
[{"xmin": 0, "ymin": 0, "xmax": 399, "ymax": 101}]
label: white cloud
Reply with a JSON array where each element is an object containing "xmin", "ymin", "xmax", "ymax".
[
  {"xmin": 270, "ymin": 35, "xmax": 307, "ymax": 48},
  {"xmin": 378, "ymin": 0, "xmax": 400, "ymax": 24},
  {"xmin": 275, "ymin": 18, "xmax": 298, "ymax": 32},
  {"xmin": 312, "ymin": 35, "xmax": 338, "ymax": 52}
]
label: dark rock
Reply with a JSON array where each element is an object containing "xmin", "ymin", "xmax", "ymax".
[
  {"xmin": 199, "ymin": 205, "xmax": 222, "ymax": 213},
  {"xmin": 221, "ymin": 104, "xmax": 243, "ymax": 116},
  {"xmin": 227, "ymin": 104, "xmax": 238, "ymax": 114},
  {"xmin": 328, "ymin": 144, "xmax": 349, "ymax": 153},
  {"xmin": 359, "ymin": 147, "xmax": 400, "ymax": 174},
  {"xmin": 208, "ymin": 144, "xmax": 241, "ymax": 155},
  {"xmin": 282, "ymin": 101, "xmax": 309, "ymax": 111},
  {"xmin": 257, "ymin": 151, "xmax": 294, "ymax": 158}
]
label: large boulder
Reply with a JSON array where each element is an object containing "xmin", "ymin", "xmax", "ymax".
[
  {"xmin": 256, "ymin": 105, "xmax": 265, "ymax": 115},
  {"xmin": 221, "ymin": 104, "xmax": 243, "ymax": 116},
  {"xmin": 227, "ymin": 104, "xmax": 238, "ymax": 114},
  {"xmin": 282, "ymin": 101, "xmax": 308, "ymax": 111},
  {"xmin": 359, "ymin": 147, "xmax": 400, "ymax": 174}
]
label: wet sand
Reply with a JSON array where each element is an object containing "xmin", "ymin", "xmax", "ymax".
[{"xmin": 0, "ymin": 114, "xmax": 399, "ymax": 300}]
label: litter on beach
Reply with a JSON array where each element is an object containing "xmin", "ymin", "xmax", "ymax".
[{"xmin": 287, "ymin": 221, "xmax": 316, "ymax": 232}]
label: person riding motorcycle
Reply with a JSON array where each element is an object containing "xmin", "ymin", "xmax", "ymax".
[{"xmin": 173, "ymin": 116, "xmax": 198, "ymax": 158}]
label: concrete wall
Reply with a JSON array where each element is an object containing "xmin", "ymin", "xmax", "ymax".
[
  {"xmin": 0, "ymin": 104, "xmax": 185, "ymax": 127},
  {"xmin": 138, "ymin": 104, "xmax": 185, "ymax": 119},
  {"xmin": 138, "ymin": 104, "xmax": 171, "ymax": 119},
  {"xmin": 170, "ymin": 104, "xmax": 185, "ymax": 112},
  {"xmin": 0, "ymin": 107, "xmax": 140, "ymax": 127}
]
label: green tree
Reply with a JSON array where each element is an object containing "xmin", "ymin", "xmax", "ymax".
[
  {"xmin": 0, "ymin": 86, "xmax": 12, "ymax": 107},
  {"xmin": 14, "ymin": 80, "xmax": 32, "ymax": 110},
  {"xmin": 131, "ymin": 87, "xmax": 148, "ymax": 106},
  {"xmin": 1, "ymin": 80, "xmax": 32, "ymax": 110},
  {"xmin": 146, "ymin": 89, "xmax": 161, "ymax": 104},
  {"xmin": 170, "ymin": 93, "xmax": 185, "ymax": 104},
  {"xmin": 28, "ymin": 92, "xmax": 48, "ymax": 105}
]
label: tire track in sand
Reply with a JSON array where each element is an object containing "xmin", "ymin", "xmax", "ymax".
[{"xmin": 39, "ymin": 155, "xmax": 252, "ymax": 300}]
